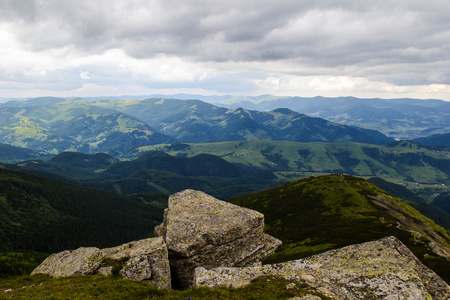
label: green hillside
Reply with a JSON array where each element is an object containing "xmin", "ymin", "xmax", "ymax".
[
  {"xmin": 89, "ymin": 98, "xmax": 392, "ymax": 144},
  {"xmin": 0, "ymin": 97, "xmax": 392, "ymax": 155},
  {"xmin": 415, "ymin": 132, "xmax": 450, "ymax": 147},
  {"xmin": 0, "ymin": 102, "xmax": 173, "ymax": 155},
  {"xmin": 126, "ymin": 140, "xmax": 450, "ymax": 192},
  {"xmin": 15, "ymin": 151, "xmax": 278, "ymax": 200},
  {"xmin": 228, "ymin": 174, "xmax": 450, "ymax": 282},
  {"xmin": 15, "ymin": 151, "xmax": 119, "ymax": 182},
  {"xmin": 0, "ymin": 167, "xmax": 165, "ymax": 255},
  {"xmin": 222, "ymin": 96, "xmax": 450, "ymax": 140},
  {"xmin": 0, "ymin": 144, "xmax": 51, "ymax": 163}
]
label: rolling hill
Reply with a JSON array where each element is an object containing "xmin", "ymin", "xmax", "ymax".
[
  {"xmin": 228, "ymin": 174, "xmax": 450, "ymax": 282},
  {"xmin": 11, "ymin": 145, "xmax": 450, "ymax": 230},
  {"xmin": 0, "ymin": 143, "xmax": 51, "ymax": 163},
  {"xmin": 0, "ymin": 100, "xmax": 174, "ymax": 155},
  {"xmin": 0, "ymin": 167, "xmax": 165, "ymax": 254},
  {"xmin": 126, "ymin": 140, "xmax": 450, "ymax": 190},
  {"xmin": 89, "ymin": 98, "xmax": 392, "ymax": 144},
  {"xmin": 0, "ymin": 97, "xmax": 392, "ymax": 156},
  {"xmin": 217, "ymin": 96, "xmax": 450, "ymax": 140},
  {"xmin": 13, "ymin": 151, "xmax": 278, "ymax": 200},
  {"xmin": 415, "ymin": 132, "xmax": 450, "ymax": 147}
]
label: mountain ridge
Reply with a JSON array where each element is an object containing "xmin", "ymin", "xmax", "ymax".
[{"xmin": 0, "ymin": 97, "xmax": 393, "ymax": 155}]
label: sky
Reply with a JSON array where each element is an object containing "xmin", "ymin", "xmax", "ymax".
[{"xmin": 1, "ymin": 0, "xmax": 450, "ymax": 100}]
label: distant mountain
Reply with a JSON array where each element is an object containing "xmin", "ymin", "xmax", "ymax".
[
  {"xmin": 0, "ymin": 96, "xmax": 66, "ymax": 108},
  {"xmin": 105, "ymin": 151, "xmax": 255, "ymax": 178},
  {"xmin": 0, "ymin": 100, "xmax": 174, "ymax": 155},
  {"xmin": 228, "ymin": 174, "xmax": 450, "ymax": 282},
  {"xmin": 0, "ymin": 167, "xmax": 165, "ymax": 254},
  {"xmin": 15, "ymin": 151, "xmax": 119, "ymax": 181},
  {"xmin": 415, "ymin": 133, "xmax": 450, "ymax": 147},
  {"xmin": 128, "ymin": 140, "xmax": 450, "ymax": 190},
  {"xmin": 215, "ymin": 96, "xmax": 450, "ymax": 140},
  {"xmin": 14, "ymin": 151, "xmax": 278, "ymax": 199},
  {"xmin": 89, "ymin": 98, "xmax": 392, "ymax": 144},
  {"xmin": 0, "ymin": 97, "xmax": 393, "ymax": 155},
  {"xmin": 0, "ymin": 143, "xmax": 51, "ymax": 163}
]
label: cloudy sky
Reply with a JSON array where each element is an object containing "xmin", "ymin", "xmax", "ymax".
[{"xmin": 1, "ymin": 0, "xmax": 450, "ymax": 100}]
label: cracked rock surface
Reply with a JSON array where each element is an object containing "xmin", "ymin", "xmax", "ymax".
[
  {"xmin": 155, "ymin": 189, "xmax": 282, "ymax": 289},
  {"xmin": 31, "ymin": 237, "xmax": 171, "ymax": 289},
  {"xmin": 194, "ymin": 236, "xmax": 450, "ymax": 299}
]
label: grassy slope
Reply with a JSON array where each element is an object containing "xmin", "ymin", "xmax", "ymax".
[
  {"xmin": 0, "ymin": 167, "xmax": 165, "ymax": 256},
  {"xmin": 0, "ymin": 144, "xmax": 51, "ymax": 163},
  {"xmin": 128, "ymin": 140, "xmax": 450, "ymax": 194},
  {"xmin": 228, "ymin": 174, "xmax": 450, "ymax": 283},
  {"xmin": 14, "ymin": 151, "xmax": 279, "ymax": 200},
  {"xmin": 0, "ymin": 103, "xmax": 172, "ymax": 155},
  {"xmin": 0, "ymin": 274, "xmax": 331, "ymax": 299}
]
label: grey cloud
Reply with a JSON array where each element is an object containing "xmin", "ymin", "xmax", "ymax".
[{"xmin": 1, "ymin": 0, "xmax": 450, "ymax": 88}]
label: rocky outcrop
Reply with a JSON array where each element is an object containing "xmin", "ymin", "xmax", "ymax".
[
  {"xmin": 31, "ymin": 247, "xmax": 103, "ymax": 277},
  {"xmin": 155, "ymin": 189, "xmax": 282, "ymax": 289},
  {"xmin": 31, "ymin": 237, "xmax": 171, "ymax": 289},
  {"xmin": 194, "ymin": 236, "xmax": 450, "ymax": 299},
  {"xmin": 99, "ymin": 237, "xmax": 171, "ymax": 289}
]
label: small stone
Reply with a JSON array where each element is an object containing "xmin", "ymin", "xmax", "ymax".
[
  {"xmin": 285, "ymin": 282, "xmax": 296, "ymax": 290},
  {"xmin": 97, "ymin": 266, "xmax": 113, "ymax": 277}
]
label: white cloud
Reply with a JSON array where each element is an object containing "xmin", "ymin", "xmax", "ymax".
[{"xmin": 0, "ymin": 0, "xmax": 449, "ymax": 100}]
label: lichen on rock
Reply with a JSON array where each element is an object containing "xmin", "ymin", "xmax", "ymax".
[
  {"xmin": 100, "ymin": 237, "xmax": 171, "ymax": 289},
  {"xmin": 194, "ymin": 236, "xmax": 450, "ymax": 299},
  {"xmin": 31, "ymin": 247, "xmax": 103, "ymax": 277},
  {"xmin": 155, "ymin": 189, "xmax": 282, "ymax": 289},
  {"xmin": 31, "ymin": 237, "xmax": 171, "ymax": 289}
]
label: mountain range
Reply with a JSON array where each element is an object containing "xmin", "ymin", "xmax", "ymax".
[
  {"xmin": 213, "ymin": 95, "xmax": 450, "ymax": 140},
  {"xmin": 0, "ymin": 97, "xmax": 392, "ymax": 155}
]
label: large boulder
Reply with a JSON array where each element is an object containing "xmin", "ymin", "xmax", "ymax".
[
  {"xmin": 31, "ymin": 237, "xmax": 171, "ymax": 289},
  {"xmin": 155, "ymin": 189, "xmax": 282, "ymax": 289},
  {"xmin": 194, "ymin": 236, "xmax": 450, "ymax": 299},
  {"xmin": 31, "ymin": 247, "xmax": 103, "ymax": 277}
]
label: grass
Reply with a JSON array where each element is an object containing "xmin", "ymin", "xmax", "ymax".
[
  {"xmin": 229, "ymin": 174, "xmax": 450, "ymax": 283},
  {"xmin": 125, "ymin": 140, "xmax": 450, "ymax": 189},
  {"xmin": 0, "ymin": 274, "xmax": 330, "ymax": 299}
]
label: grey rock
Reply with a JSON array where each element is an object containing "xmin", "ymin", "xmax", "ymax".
[
  {"xmin": 101, "ymin": 237, "xmax": 171, "ymax": 289},
  {"xmin": 194, "ymin": 236, "xmax": 450, "ymax": 299},
  {"xmin": 285, "ymin": 282, "xmax": 296, "ymax": 290},
  {"xmin": 31, "ymin": 247, "xmax": 103, "ymax": 277},
  {"xmin": 31, "ymin": 237, "xmax": 171, "ymax": 289},
  {"xmin": 155, "ymin": 189, "xmax": 282, "ymax": 289},
  {"xmin": 289, "ymin": 296, "xmax": 321, "ymax": 300},
  {"xmin": 97, "ymin": 266, "xmax": 113, "ymax": 277}
]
